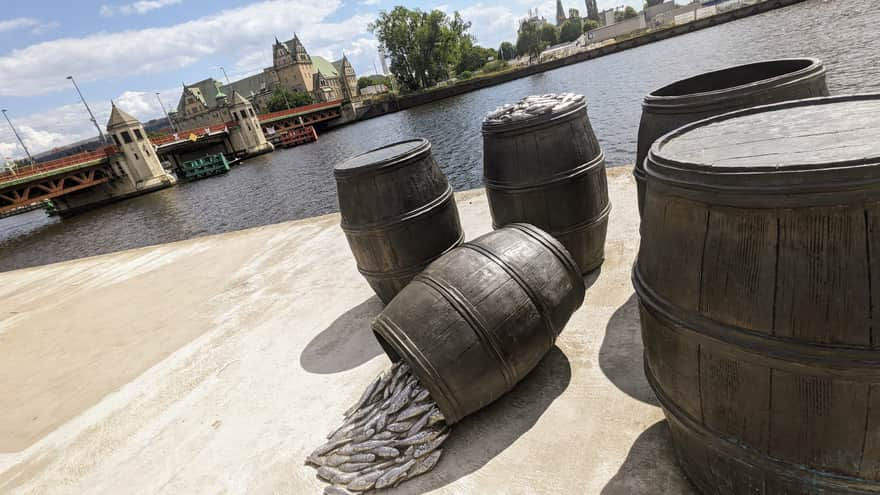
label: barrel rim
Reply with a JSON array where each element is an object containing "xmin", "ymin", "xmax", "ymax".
[
  {"xmin": 480, "ymin": 101, "xmax": 587, "ymax": 135},
  {"xmin": 333, "ymin": 138, "xmax": 431, "ymax": 178},
  {"xmin": 642, "ymin": 58, "xmax": 824, "ymax": 112},
  {"xmin": 644, "ymin": 93, "xmax": 880, "ymax": 195},
  {"xmin": 483, "ymin": 152, "xmax": 606, "ymax": 191}
]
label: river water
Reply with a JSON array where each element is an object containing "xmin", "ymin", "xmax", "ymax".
[{"xmin": 1, "ymin": 0, "xmax": 876, "ymax": 272}]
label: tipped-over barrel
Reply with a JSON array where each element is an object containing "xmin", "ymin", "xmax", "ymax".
[
  {"xmin": 635, "ymin": 58, "xmax": 828, "ymax": 216},
  {"xmin": 335, "ymin": 139, "xmax": 464, "ymax": 304},
  {"xmin": 483, "ymin": 94, "xmax": 610, "ymax": 274},
  {"xmin": 637, "ymin": 94, "xmax": 880, "ymax": 494},
  {"xmin": 373, "ymin": 224, "xmax": 585, "ymax": 424}
]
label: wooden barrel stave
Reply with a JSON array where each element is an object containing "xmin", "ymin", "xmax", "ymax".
[
  {"xmin": 635, "ymin": 58, "xmax": 829, "ymax": 216},
  {"xmin": 483, "ymin": 104, "xmax": 610, "ymax": 274},
  {"xmin": 373, "ymin": 224, "xmax": 585, "ymax": 423},
  {"xmin": 637, "ymin": 95, "xmax": 880, "ymax": 493},
  {"xmin": 335, "ymin": 139, "xmax": 464, "ymax": 303}
]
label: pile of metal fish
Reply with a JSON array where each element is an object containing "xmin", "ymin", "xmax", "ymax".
[
  {"xmin": 484, "ymin": 93, "xmax": 586, "ymax": 123},
  {"xmin": 306, "ymin": 362, "xmax": 450, "ymax": 494}
]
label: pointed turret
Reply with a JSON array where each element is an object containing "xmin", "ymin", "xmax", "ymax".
[
  {"xmin": 105, "ymin": 103, "xmax": 171, "ymax": 189},
  {"xmin": 556, "ymin": 0, "xmax": 567, "ymax": 25},
  {"xmin": 107, "ymin": 102, "xmax": 138, "ymax": 128}
]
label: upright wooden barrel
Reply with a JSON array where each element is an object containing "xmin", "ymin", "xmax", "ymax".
[
  {"xmin": 373, "ymin": 224, "xmax": 585, "ymax": 423},
  {"xmin": 483, "ymin": 99, "xmax": 610, "ymax": 274},
  {"xmin": 635, "ymin": 58, "xmax": 828, "ymax": 215},
  {"xmin": 636, "ymin": 94, "xmax": 880, "ymax": 494},
  {"xmin": 335, "ymin": 139, "xmax": 464, "ymax": 304}
]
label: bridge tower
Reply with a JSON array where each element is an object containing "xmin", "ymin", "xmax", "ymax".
[
  {"xmin": 227, "ymin": 92, "xmax": 273, "ymax": 157},
  {"xmin": 107, "ymin": 103, "xmax": 176, "ymax": 189}
]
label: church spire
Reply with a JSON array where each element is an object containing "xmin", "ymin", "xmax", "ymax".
[{"xmin": 556, "ymin": 0, "xmax": 567, "ymax": 26}]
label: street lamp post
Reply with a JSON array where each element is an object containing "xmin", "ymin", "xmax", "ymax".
[
  {"xmin": 66, "ymin": 75, "xmax": 108, "ymax": 145},
  {"xmin": 219, "ymin": 66, "xmax": 231, "ymax": 85},
  {"xmin": 155, "ymin": 92, "xmax": 177, "ymax": 132},
  {"xmin": 1, "ymin": 109, "xmax": 34, "ymax": 165}
]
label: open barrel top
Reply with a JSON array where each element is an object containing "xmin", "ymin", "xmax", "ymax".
[
  {"xmin": 646, "ymin": 94, "xmax": 880, "ymax": 197},
  {"xmin": 642, "ymin": 58, "xmax": 824, "ymax": 111},
  {"xmin": 334, "ymin": 139, "xmax": 430, "ymax": 177}
]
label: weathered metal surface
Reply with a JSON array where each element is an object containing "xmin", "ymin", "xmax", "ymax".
[
  {"xmin": 0, "ymin": 164, "xmax": 113, "ymax": 214},
  {"xmin": 335, "ymin": 139, "xmax": 464, "ymax": 304},
  {"xmin": 635, "ymin": 58, "xmax": 828, "ymax": 216},
  {"xmin": 482, "ymin": 97, "xmax": 610, "ymax": 274},
  {"xmin": 373, "ymin": 223, "xmax": 585, "ymax": 424},
  {"xmin": 635, "ymin": 94, "xmax": 880, "ymax": 494}
]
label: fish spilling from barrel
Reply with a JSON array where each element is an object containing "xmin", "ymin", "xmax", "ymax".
[
  {"xmin": 306, "ymin": 362, "xmax": 450, "ymax": 494},
  {"xmin": 485, "ymin": 93, "xmax": 586, "ymax": 123}
]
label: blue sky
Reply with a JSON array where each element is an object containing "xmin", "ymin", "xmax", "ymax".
[{"xmin": 0, "ymin": 0, "xmax": 641, "ymax": 159}]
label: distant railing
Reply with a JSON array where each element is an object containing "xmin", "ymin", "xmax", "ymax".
[
  {"xmin": 151, "ymin": 123, "xmax": 229, "ymax": 145},
  {"xmin": 258, "ymin": 100, "xmax": 343, "ymax": 122},
  {"xmin": 0, "ymin": 146, "xmax": 117, "ymax": 183}
]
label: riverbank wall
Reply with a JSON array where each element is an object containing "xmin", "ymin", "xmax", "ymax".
[
  {"xmin": 0, "ymin": 167, "xmax": 697, "ymax": 494},
  {"xmin": 357, "ymin": 0, "xmax": 806, "ymax": 121}
]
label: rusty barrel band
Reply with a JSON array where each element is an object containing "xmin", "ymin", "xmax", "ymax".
[
  {"xmin": 355, "ymin": 231, "xmax": 464, "ymax": 280},
  {"xmin": 340, "ymin": 185, "xmax": 455, "ymax": 234},
  {"xmin": 413, "ymin": 273, "xmax": 516, "ymax": 390},
  {"xmin": 633, "ymin": 266, "xmax": 880, "ymax": 380},
  {"xmin": 373, "ymin": 314, "xmax": 463, "ymax": 423},
  {"xmin": 644, "ymin": 362, "xmax": 880, "ymax": 494},
  {"xmin": 483, "ymin": 152, "xmax": 606, "ymax": 191}
]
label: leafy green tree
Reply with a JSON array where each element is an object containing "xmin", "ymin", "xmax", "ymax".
[
  {"xmin": 369, "ymin": 6, "xmax": 473, "ymax": 91},
  {"xmin": 498, "ymin": 41, "xmax": 516, "ymax": 61},
  {"xmin": 516, "ymin": 20, "xmax": 545, "ymax": 59},
  {"xmin": 456, "ymin": 39, "xmax": 496, "ymax": 74},
  {"xmin": 539, "ymin": 23, "xmax": 559, "ymax": 46},
  {"xmin": 358, "ymin": 75, "xmax": 392, "ymax": 90},
  {"xmin": 583, "ymin": 19, "xmax": 600, "ymax": 33},
  {"xmin": 559, "ymin": 19, "xmax": 583, "ymax": 43},
  {"xmin": 266, "ymin": 88, "xmax": 313, "ymax": 112}
]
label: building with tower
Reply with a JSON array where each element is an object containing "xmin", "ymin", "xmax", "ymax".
[
  {"xmin": 107, "ymin": 104, "xmax": 176, "ymax": 191},
  {"xmin": 584, "ymin": 0, "xmax": 600, "ymax": 22},
  {"xmin": 556, "ymin": 0, "xmax": 568, "ymax": 25},
  {"xmin": 172, "ymin": 34, "xmax": 359, "ymax": 130}
]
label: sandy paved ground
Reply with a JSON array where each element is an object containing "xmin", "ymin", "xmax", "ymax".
[{"xmin": 0, "ymin": 167, "xmax": 696, "ymax": 494}]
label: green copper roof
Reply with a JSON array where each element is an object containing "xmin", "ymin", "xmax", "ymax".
[{"xmin": 311, "ymin": 56, "xmax": 339, "ymax": 78}]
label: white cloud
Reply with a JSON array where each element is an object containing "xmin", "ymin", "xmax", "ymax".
[
  {"xmin": 0, "ymin": 0, "xmax": 366, "ymax": 97},
  {"xmin": 0, "ymin": 17, "xmax": 59, "ymax": 35},
  {"xmin": 99, "ymin": 0, "xmax": 183, "ymax": 17},
  {"xmin": 360, "ymin": 0, "xmax": 380, "ymax": 5}
]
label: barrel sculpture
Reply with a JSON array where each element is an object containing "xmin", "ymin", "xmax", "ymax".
[
  {"xmin": 373, "ymin": 223, "xmax": 585, "ymax": 423},
  {"xmin": 335, "ymin": 139, "xmax": 464, "ymax": 304},
  {"xmin": 483, "ymin": 94, "xmax": 610, "ymax": 274},
  {"xmin": 635, "ymin": 58, "xmax": 828, "ymax": 215},
  {"xmin": 635, "ymin": 94, "xmax": 880, "ymax": 494}
]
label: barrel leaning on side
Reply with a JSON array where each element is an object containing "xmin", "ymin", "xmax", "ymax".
[
  {"xmin": 636, "ymin": 95, "xmax": 880, "ymax": 494},
  {"xmin": 335, "ymin": 139, "xmax": 464, "ymax": 304},
  {"xmin": 634, "ymin": 57, "xmax": 829, "ymax": 216},
  {"xmin": 483, "ymin": 101, "xmax": 610, "ymax": 274},
  {"xmin": 373, "ymin": 223, "xmax": 585, "ymax": 424}
]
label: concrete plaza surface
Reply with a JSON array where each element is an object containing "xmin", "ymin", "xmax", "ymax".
[{"xmin": 0, "ymin": 166, "xmax": 696, "ymax": 494}]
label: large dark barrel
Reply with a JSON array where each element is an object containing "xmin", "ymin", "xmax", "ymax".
[
  {"xmin": 373, "ymin": 223, "xmax": 585, "ymax": 423},
  {"xmin": 635, "ymin": 94, "xmax": 880, "ymax": 494},
  {"xmin": 483, "ymin": 98, "xmax": 610, "ymax": 274},
  {"xmin": 335, "ymin": 139, "xmax": 464, "ymax": 304},
  {"xmin": 635, "ymin": 58, "xmax": 828, "ymax": 215}
]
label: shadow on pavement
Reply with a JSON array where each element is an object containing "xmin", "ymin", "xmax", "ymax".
[
  {"xmin": 299, "ymin": 296, "xmax": 385, "ymax": 374},
  {"xmin": 598, "ymin": 293, "xmax": 659, "ymax": 405},
  {"xmin": 383, "ymin": 346, "xmax": 572, "ymax": 495},
  {"xmin": 601, "ymin": 420, "xmax": 697, "ymax": 494}
]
